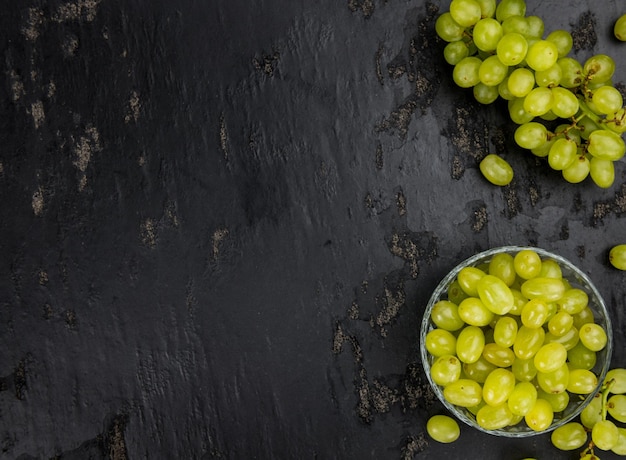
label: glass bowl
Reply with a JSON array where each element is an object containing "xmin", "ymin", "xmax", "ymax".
[{"xmin": 420, "ymin": 246, "xmax": 613, "ymax": 437}]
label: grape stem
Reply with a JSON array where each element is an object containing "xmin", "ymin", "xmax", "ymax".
[{"xmin": 600, "ymin": 377, "xmax": 615, "ymax": 421}]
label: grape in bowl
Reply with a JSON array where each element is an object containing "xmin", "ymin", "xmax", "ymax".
[{"xmin": 420, "ymin": 246, "xmax": 613, "ymax": 437}]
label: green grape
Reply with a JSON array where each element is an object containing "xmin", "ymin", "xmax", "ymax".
[
  {"xmin": 562, "ymin": 154, "xmax": 590, "ymax": 184},
  {"xmin": 514, "ymin": 122, "xmax": 549, "ymax": 150},
  {"xmin": 521, "ymin": 298, "xmax": 551, "ymax": 329},
  {"xmin": 513, "ymin": 249, "xmax": 542, "ymax": 280},
  {"xmin": 608, "ymin": 394, "xmax": 626, "ymax": 423},
  {"xmin": 584, "ymin": 54, "xmax": 616, "ymax": 84},
  {"xmin": 482, "ymin": 342, "xmax": 516, "ymax": 367},
  {"xmin": 476, "ymin": 402, "xmax": 514, "ymax": 429},
  {"xmin": 507, "ymin": 381, "xmax": 537, "ymax": 416},
  {"xmin": 567, "ymin": 368, "xmax": 598, "ymax": 394},
  {"xmin": 450, "ymin": 0, "xmax": 483, "ymax": 27},
  {"xmin": 537, "ymin": 258, "xmax": 560, "ymax": 278},
  {"xmin": 508, "ymin": 97, "xmax": 534, "ymax": 124},
  {"xmin": 604, "ymin": 368, "xmax": 626, "ymax": 394},
  {"xmin": 530, "ymin": 138, "xmax": 555, "ymax": 158},
  {"xmin": 523, "ymin": 87, "xmax": 553, "ymax": 117},
  {"xmin": 535, "ymin": 64, "xmax": 562, "ymax": 88},
  {"xmin": 526, "ymin": 39, "xmax": 559, "ymax": 72},
  {"xmin": 615, "ymin": 13, "xmax": 626, "ymax": 41},
  {"xmin": 556, "ymin": 288, "xmax": 588, "ymax": 315},
  {"xmin": 548, "ymin": 311, "xmax": 573, "ymax": 337},
  {"xmin": 431, "ymin": 354, "xmax": 462, "ymax": 386},
  {"xmin": 448, "ymin": 280, "xmax": 469, "ymax": 305},
  {"xmin": 474, "ymin": 82, "xmax": 500, "ymax": 104},
  {"xmin": 591, "ymin": 85, "xmax": 624, "ymax": 115},
  {"xmin": 581, "ymin": 393, "xmax": 603, "ymax": 429},
  {"xmin": 456, "ymin": 325, "xmax": 485, "ymax": 363},
  {"xmin": 444, "ymin": 41, "xmax": 470, "ymax": 65},
  {"xmin": 458, "ymin": 266, "xmax": 486, "ymax": 296},
  {"xmin": 554, "ymin": 124, "xmax": 582, "ymax": 144},
  {"xmin": 609, "ymin": 245, "xmax": 626, "ymax": 270},
  {"xmin": 588, "ymin": 129, "xmax": 626, "ymax": 161},
  {"xmin": 427, "ymin": 414, "xmax": 461, "ymax": 443},
  {"xmin": 536, "ymin": 363, "xmax": 569, "ymax": 394},
  {"xmin": 605, "ymin": 108, "xmax": 626, "ymax": 134},
  {"xmin": 479, "ymin": 154, "xmax": 514, "ymax": 186},
  {"xmin": 592, "ymin": 419, "xmax": 619, "ymax": 451},
  {"xmin": 612, "ymin": 427, "xmax": 626, "ymax": 456},
  {"xmin": 475, "ymin": 0, "xmax": 496, "ymax": 18},
  {"xmin": 551, "ymin": 87, "xmax": 579, "ymax": 118},
  {"xmin": 509, "ymin": 288, "xmax": 528, "ymax": 315},
  {"xmin": 436, "ymin": 12, "xmax": 467, "ymax": 42},
  {"xmin": 478, "ymin": 55, "xmax": 509, "ymax": 86},
  {"xmin": 577, "ymin": 115, "xmax": 601, "ymax": 140},
  {"xmin": 525, "ymin": 15, "xmax": 544, "ymax": 39},
  {"xmin": 573, "ymin": 307, "xmax": 595, "ymax": 330},
  {"xmin": 498, "ymin": 77, "xmax": 516, "ymax": 100},
  {"xmin": 514, "ymin": 325, "xmax": 545, "ymax": 360},
  {"xmin": 453, "ymin": 56, "xmax": 482, "ymax": 88},
  {"xmin": 473, "ymin": 17, "xmax": 503, "ymax": 51},
  {"xmin": 512, "ymin": 356, "xmax": 537, "ymax": 382},
  {"xmin": 426, "ymin": 328, "xmax": 458, "ymax": 357},
  {"xmin": 463, "ymin": 355, "xmax": 498, "ymax": 383},
  {"xmin": 548, "ymin": 137, "xmax": 577, "ymax": 171},
  {"xmin": 546, "ymin": 30, "xmax": 573, "ymax": 57},
  {"xmin": 521, "ymin": 277, "xmax": 565, "ymax": 302},
  {"xmin": 545, "ymin": 324, "xmax": 579, "ymax": 350},
  {"xmin": 579, "ymin": 323, "xmax": 607, "ymax": 352},
  {"xmin": 431, "ymin": 300, "xmax": 465, "ymax": 331},
  {"xmin": 494, "ymin": 316, "xmax": 518, "ymax": 347},
  {"xmin": 567, "ymin": 341, "xmax": 596, "ymax": 370},
  {"xmin": 525, "ymin": 398, "xmax": 553, "ymax": 432},
  {"xmin": 497, "ymin": 32, "xmax": 528, "ymax": 66},
  {"xmin": 489, "ymin": 253, "xmax": 516, "ymax": 286},
  {"xmin": 589, "ymin": 157, "xmax": 615, "ymax": 189},
  {"xmin": 477, "ymin": 274, "xmax": 515, "ymax": 315},
  {"xmin": 483, "ymin": 368, "xmax": 516, "ymax": 406},
  {"xmin": 443, "ymin": 378, "xmax": 483, "ymax": 407},
  {"xmin": 495, "ymin": 0, "xmax": 526, "ymax": 22},
  {"xmin": 501, "ymin": 15, "xmax": 529, "ymax": 36},
  {"xmin": 507, "ymin": 67, "xmax": 535, "ymax": 98},
  {"xmin": 557, "ymin": 57, "xmax": 583, "ymax": 88},
  {"xmin": 550, "ymin": 422, "xmax": 588, "ymax": 451},
  {"xmin": 538, "ymin": 388, "xmax": 569, "ymax": 412},
  {"xmin": 458, "ymin": 296, "xmax": 495, "ymax": 326},
  {"xmin": 534, "ymin": 342, "xmax": 567, "ymax": 373}
]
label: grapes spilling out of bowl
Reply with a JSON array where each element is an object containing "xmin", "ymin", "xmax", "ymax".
[
  {"xmin": 435, "ymin": 0, "xmax": 626, "ymax": 188},
  {"xmin": 421, "ymin": 247, "xmax": 612, "ymax": 438}
]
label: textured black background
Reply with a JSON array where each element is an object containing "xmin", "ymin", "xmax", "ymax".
[{"xmin": 1, "ymin": 0, "xmax": 625, "ymax": 459}]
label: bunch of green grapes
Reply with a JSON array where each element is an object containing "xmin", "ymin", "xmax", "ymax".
[
  {"xmin": 424, "ymin": 248, "xmax": 610, "ymax": 434},
  {"xmin": 435, "ymin": 0, "xmax": 626, "ymax": 188},
  {"xmin": 550, "ymin": 368, "xmax": 626, "ymax": 457}
]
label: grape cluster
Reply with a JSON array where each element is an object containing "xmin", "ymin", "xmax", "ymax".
[
  {"xmin": 424, "ymin": 248, "xmax": 610, "ymax": 434},
  {"xmin": 436, "ymin": 0, "xmax": 626, "ymax": 188}
]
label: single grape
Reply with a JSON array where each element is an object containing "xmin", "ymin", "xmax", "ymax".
[
  {"xmin": 507, "ymin": 381, "xmax": 537, "ymax": 416},
  {"xmin": 525, "ymin": 399, "xmax": 553, "ymax": 432},
  {"xmin": 605, "ymin": 108, "xmax": 626, "ymax": 133},
  {"xmin": 443, "ymin": 378, "xmax": 483, "ymax": 407},
  {"xmin": 458, "ymin": 296, "xmax": 495, "ymax": 326},
  {"xmin": 450, "ymin": 0, "xmax": 482, "ymax": 27},
  {"xmin": 482, "ymin": 342, "xmax": 516, "ymax": 367},
  {"xmin": 508, "ymin": 97, "xmax": 534, "ymax": 124},
  {"xmin": 592, "ymin": 419, "xmax": 619, "ymax": 451},
  {"xmin": 475, "ymin": 0, "xmax": 496, "ymax": 18},
  {"xmin": 498, "ymin": 77, "xmax": 516, "ymax": 100},
  {"xmin": 578, "ymin": 115, "xmax": 601, "ymax": 140},
  {"xmin": 444, "ymin": 41, "xmax": 470, "ymax": 65},
  {"xmin": 609, "ymin": 245, "xmax": 626, "ymax": 270},
  {"xmin": 495, "ymin": 0, "xmax": 526, "ymax": 22},
  {"xmin": 550, "ymin": 422, "xmax": 588, "ymax": 451},
  {"xmin": 436, "ymin": 12, "xmax": 467, "ymax": 42},
  {"xmin": 544, "ymin": 325, "xmax": 579, "ymax": 351},
  {"xmin": 463, "ymin": 355, "xmax": 497, "ymax": 383},
  {"xmin": 534, "ymin": 342, "xmax": 567, "ymax": 373},
  {"xmin": 479, "ymin": 54, "xmax": 509, "ymax": 86},
  {"xmin": 456, "ymin": 325, "xmax": 485, "ymax": 363},
  {"xmin": 588, "ymin": 129, "xmax": 626, "ymax": 161},
  {"xmin": 567, "ymin": 341, "xmax": 596, "ymax": 370},
  {"xmin": 453, "ymin": 56, "xmax": 482, "ymax": 88},
  {"xmin": 521, "ymin": 298, "xmax": 550, "ymax": 329},
  {"xmin": 615, "ymin": 13, "xmax": 626, "ymax": 41},
  {"xmin": 581, "ymin": 393, "xmax": 603, "ymax": 429},
  {"xmin": 589, "ymin": 157, "xmax": 615, "ymax": 189},
  {"xmin": 538, "ymin": 388, "xmax": 569, "ymax": 412},
  {"xmin": 562, "ymin": 154, "xmax": 590, "ymax": 184},
  {"xmin": 473, "ymin": 17, "xmax": 503, "ymax": 51},
  {"xmin": 513, "ymin": 249, "xmax": 542, "ymax": 279},
  {"xmin": 493, "ymin": 316, "xmax": 518, "ymax": 349},
  {"xmin": 496, "ymin": 32, "xmax": 528, "ymax": 66},
  {"xmin": 431, "ymin": 354, "xmax": 462, "ymax": 386},
  {"xmin": 604, "ymin": 368, "xmax": 626, "ymax": 394},
  {"xmin": 579, "ymin": 323, "xmax": 608, "ymax": 352},
  {"xmin": 573, "ymin": 307, "xmax": 595, "ymax": 330},
  {"xmin": 557, "ymin": 57, "xmax": 583, "ymax": 88},
  {"xmin": 501, "ymin": 15, "xmax": 529, "ymax": 36},
  {"xmin": 591, "ymin": 85, "xmax": 624, "ymax": 115},
  {"xmin": 608, "ymin": 394, "xmax": 626, "ymax": 423},
  {"xmin": 567, "ymin": 368, "xmax": 598, "ymax": 394},
  {"xmin": 473, "ymin": 81, "xmax": 500, "ymax": 104},
  {"xmin": 483, "ymin": 368, "xmax": 516, "ymax": 406},
  {"xmin": 426, "ymin": 328, "xmax": 458, "ymax": 357},
  {"xmin": 551, "ymin": 87, "xmax": 579, "ymax": 118},
  {"xmin": 512, "ymin": 356, "xmax": 537, "ymax": 382},
  {"xmin": 448, "ymin": 280, "xmax": 469, "ymax": 304},
  {"xmin": 535, "ymin": 64, "xmax": 562, "ymax": 88},
  {"xmin": 489, "ymin": 253, "xmax": 516, "ymax": 286},
  {"xmin": 548, "ymin": 311, "xmax": 574, "ymax": 337},
  {"xmin": 584, "ymin": 54, "xmax": 616, "ymax": 84},
  {"xmin": 431, "ymin": 300, "xmax": 465, "ymax": 331},
  {"xmin": 514, "ymin": 325, "xmax": 545, "ymax": 360},
  {"xmin": 427, "ymin": 414, "xmax": 461, "ymax": 443},
  {"xmin": 514, "ymin": 122, "xmax": 549, "ymax": 150},
  {"xmin": 458, "ymin": 266, "xmax": 486, "ymax": 296},
  {"xmin": 556, "ymin": 288, "xmax": 588, "ymax": 315},
  {"xmin": 476, "ymin": 402, "xmax": 514, "ymax": 430},
  {"xmin": 548, "ymin": 137, "xmax": 577, "ymax": 171},
  {"xmin": 477, "ymin": 274, "xmax": 514, "ymax": 315},
  {"xmin": 507, "ymin": 67, "xmax": 535, "ymax": 98},
  {"xmin": 523, "ymin": 87, "xmax": 553, "ymax": 117},
  {"xmin": 526, "ymin": 39, "xmax": 559, "ymax": 71},
  {"xmin": 612, "ymin": 427, "xmax": 626, "ymax": 456},
  {"xmin": 546, "ymin": 30, "xmax": 573, "ymax": 57},
  {"xmin": 525, "ymin": 15, "xmax": 544, "ymax": 39},
  {"xmin": 536, "ymin": 363, "xmax": 569, "ymax": 394}
]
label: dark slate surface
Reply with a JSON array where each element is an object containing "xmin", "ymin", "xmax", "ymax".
[{"xmin": 1, "ymin": 0, "xmax": 625, "ymax": 459}]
